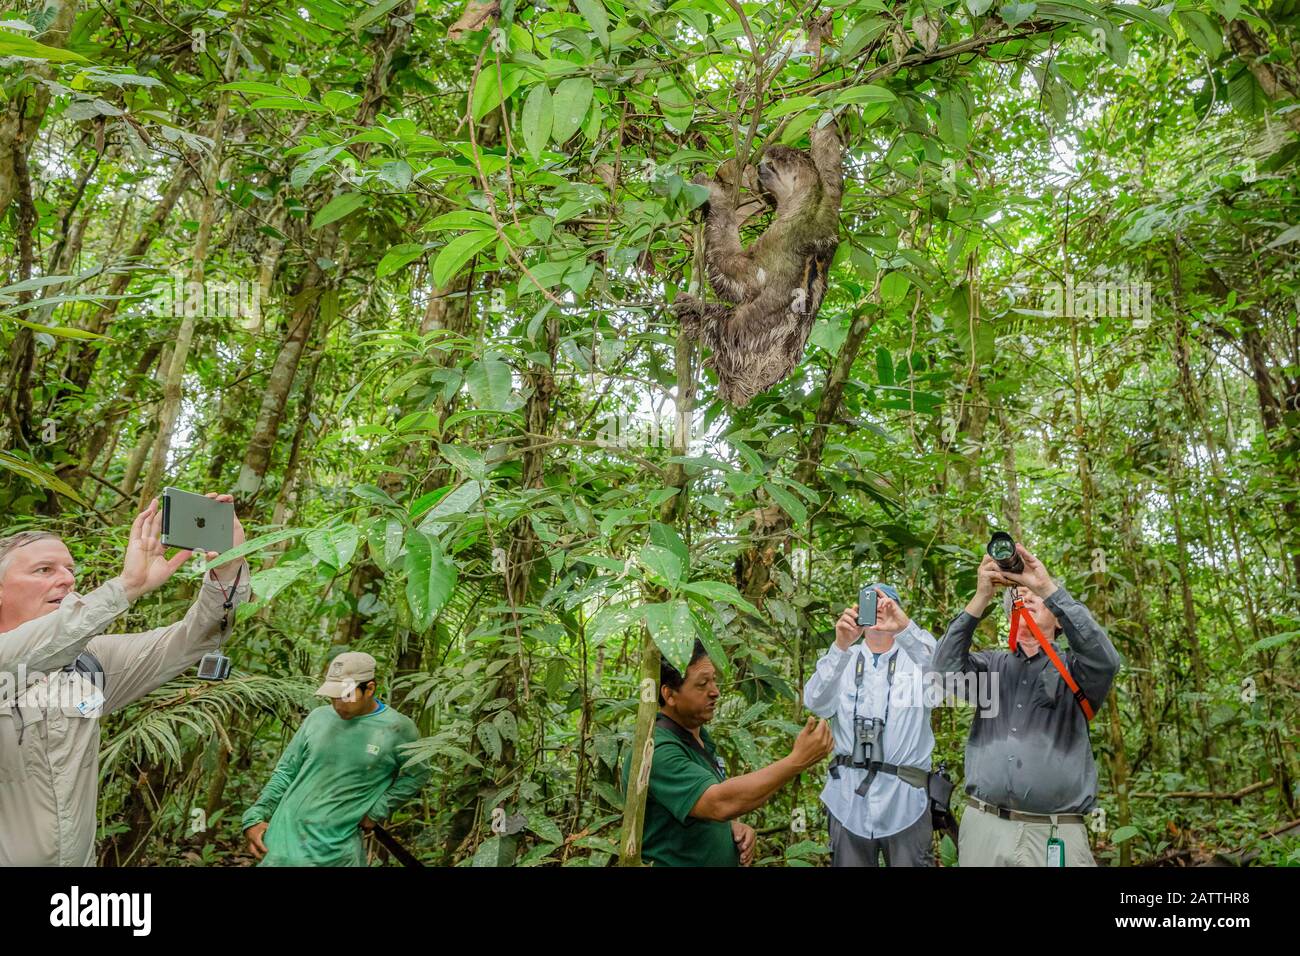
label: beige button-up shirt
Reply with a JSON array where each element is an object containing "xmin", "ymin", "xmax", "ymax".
[{"xmin": 0, "ymin": 567, "xmax": 249, "ymax": 865}]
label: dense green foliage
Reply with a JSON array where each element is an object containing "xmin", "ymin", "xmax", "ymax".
[{"xmin": 1, "ymin": 0, "xmax": 1297, "ymax": 866}]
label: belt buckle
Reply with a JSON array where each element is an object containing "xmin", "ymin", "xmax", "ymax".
[{"xmin": 997, "ymin": 806, "xmax": 1013, "ymax": 820}]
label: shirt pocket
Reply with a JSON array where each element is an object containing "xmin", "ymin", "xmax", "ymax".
[
  {"xmin": 1031, "ymin": 666, "xmax": 1062, "ymax": 710},
  {"xmin": 0, "ymin": 710, "xmax": 28, "ymax": 784}
]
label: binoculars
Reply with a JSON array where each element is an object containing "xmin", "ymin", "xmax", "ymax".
[
  {"xmin": 987, "ymin": 531, "xmax": 1024, "ymax": 574},
  {"xmin": 852, "ymin": 715, "xmax": 885, "ymax": 766}
]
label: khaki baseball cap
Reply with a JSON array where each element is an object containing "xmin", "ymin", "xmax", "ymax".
[{"xmin": 316, "ymin": 652, "xmax": 377, "ymax": 699}]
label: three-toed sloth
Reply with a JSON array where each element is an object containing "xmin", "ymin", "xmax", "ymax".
[{"xmin": 674, "ymin": 123, "xmax": 843, "ymax": 408}]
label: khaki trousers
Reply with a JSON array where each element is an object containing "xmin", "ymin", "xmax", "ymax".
[{"xmin": 958, "ymin": 803, "xmax": 1096, "ymax": 867}]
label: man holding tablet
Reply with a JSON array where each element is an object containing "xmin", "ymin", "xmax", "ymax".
[{"xmin": 0, "ymin": 492, "xmax": 250, "ymax": 866}]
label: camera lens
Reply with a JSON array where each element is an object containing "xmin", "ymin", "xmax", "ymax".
[
  {"xmin": 987, "ymin": 531, "xmax": 1024, "ymax": 573},
  {"xmin": 988, "ymin": 533, "xmax": 1014, "ymax": 560}
]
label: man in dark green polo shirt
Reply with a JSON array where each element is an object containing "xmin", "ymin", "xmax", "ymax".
[{"xmin": 623, "ymin": 640, "xmax": 833, "ymax": 866}]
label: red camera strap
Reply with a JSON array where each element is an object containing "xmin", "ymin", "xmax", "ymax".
[{"xmin": 1008, "ymin": 598, "xmax": 1095, "ymax": 721}]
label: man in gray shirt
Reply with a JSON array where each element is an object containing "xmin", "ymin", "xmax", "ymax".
[{"xmin": 931, "ymin": 542, "xmax": 1121, "ymax": 866}]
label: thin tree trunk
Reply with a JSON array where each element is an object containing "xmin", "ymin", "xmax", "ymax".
[
  {"xmin": 138, "ymin": 37, "xmax": 242, "ymax": 505},
  {"xmin": 0, "ymin": 0, "xmax": 78, "ymax": 218},
  {"xmin": 619, "ymin": 322, "xmax": 696, "ymax": 866},
  {"xmin": 1067, "ymin": 309, "xmax": 1132, "ymax": 865},
  {"xmin": 234, "ymin": 7, "xmax": 412, "ymax": 507}
]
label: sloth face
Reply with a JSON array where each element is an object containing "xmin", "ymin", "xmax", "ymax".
[{"xmin": 757, "ymin": 145, "xmax": 821, "ymax": 210}]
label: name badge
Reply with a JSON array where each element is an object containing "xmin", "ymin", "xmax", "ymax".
[
  {"xmin": 1046, "ymin": 828, "xmax": 1065, "ymax": 867},
  {"xmin": 68, "ymin": 672, "xmax": 106, "ymax": 718},
  {"xmin": 76, "ymin": 686, "xmax": 106, "ymax": 717}
]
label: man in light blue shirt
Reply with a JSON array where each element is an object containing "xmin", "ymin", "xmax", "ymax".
[{"xmin": 803, "ymin": 584, "xmax": 937, "ymax": 866}]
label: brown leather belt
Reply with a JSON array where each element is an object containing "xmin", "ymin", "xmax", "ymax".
[{"xmin": 966, "ymin": 795, "xmax": 1086, "ymax": 825}]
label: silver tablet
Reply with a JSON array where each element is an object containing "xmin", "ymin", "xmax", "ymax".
[{"xmin": 161, "ymin": 487, "xmax": 234, "ymax": 554}]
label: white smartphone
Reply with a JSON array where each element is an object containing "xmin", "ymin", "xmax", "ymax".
[{"xmin": 160, "ymin": 487, "xmax": 234, "ymax": 554}]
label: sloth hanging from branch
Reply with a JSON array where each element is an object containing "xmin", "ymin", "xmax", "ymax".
[{"xmin": 673, "ymin": 120, "xmax": 844, "ymax": 408}]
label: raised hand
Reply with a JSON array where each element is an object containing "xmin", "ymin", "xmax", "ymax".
[
  {"xmin": 995, "ymin": 544, "xmax": 1056, "ymax": 598},
  {"xmin": 872, "ymin": 588, "xmax": 911, "ymax": 636},
  {"xmin": 119, "ymin": 499, "xmax": 193, "ymax": 602},
  {"xmin": 789, "ymin": 716, "xmax": 834, "ymax": 770},
  {"xmin": 834, "ymin": 606, "xmax": 864, "ymax": 650}
]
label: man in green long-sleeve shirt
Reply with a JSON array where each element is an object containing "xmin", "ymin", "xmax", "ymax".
[{"xmin": 241, "ymin": 652, "xmax": 429, "ymax": 866}]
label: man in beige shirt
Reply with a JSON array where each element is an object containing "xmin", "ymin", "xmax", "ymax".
[{"xmin": 0, "ymin": 494, "xmax": 251, "ymax": 866}]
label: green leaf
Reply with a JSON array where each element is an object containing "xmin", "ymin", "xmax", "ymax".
[
  {"xmin": 1213, "ymin": 0, "xmax": 1240, "ymax": 20},
  {"xmin": 940, "ymin": 833, "xmax": 958, "ymax": 866},
  {"xmin": 311, "ymin": 192, "xmax": 366, "ymax": 231},
  {"xmin": 376, "ymin": 159, "xmax": 413, "ymax": 190},
  {"xmin": 1265, "ymin": 224, "xmax": 1300, "ymax": 251},
  {"xmin": 432, "ymin": 230, "xmax": 497, "ymax": 288},
  {"xmin": 1113, "ymin": 3, "xmax": 1174, "ymax": 37},
  {"xmin": 809, "ymin": 316, "xmax": 848, "ymax": 355},
  {"xmin": 0, "ymin": 29, "xmax": 87, "ymax": 61},
  {"xmin": 476, "ymin": 720, "xmax": 503, "ymax": 761},
  {"xmin": 472, "ymin": 63, "xmax": 523, "ymax": 122},
  {"xmin": 438, "ymin": 443, "xmax": 487, "ymax": 479},
  {"xmin": 248, "ymin": 96, "xmax": 327, "ymax": 113},
  {"xmin": 938, "ymin": 92, "xmax": 969, "ymax": 149},
  {"xmin": 573, "ymin": 0, "xmax": 609, "ymax": 48},
  {"xmin": 842, "ymin": 15, "xmax": 888, "ymax": 59},
  {"xmin": 465, "ymin": 352, "xmax": 514, "ymax": 410},
  {"xmin": 645, "ymin": 600, "xmax": 695, "ymax": 673},
  {"xmin": 425, "ymin": 210, "xmax": 496, "ymax": 233},
  {"xmin": 249, "ymin": 562, "xmax": 309, "ymax": 604},
  {"xmin": 0, "ymin": 451, "xmax": 85, "ymax": 504},
  {"xmin": 657, "ymin": 76, "xmax": 694, "ymax": 134},
  {"xmin": 521, "ymin": 83, "xmax": 553, "ymax": 162},
  {"xmin": 524, "ymin": 809, "xmax": 565, "ymax": 844},
  {"xmin": 690, "ymin": 606, "xmax": 730, "ymax": 681},
  {"xmin": 765, "ymin": 482, "xmax": 807, "ymax": 524},
  {"xmin": 207, "ymin": 527, "xmax": 304, "ymax": 568},
  {"xmin": 1228, "ymin": 65, "xmax": 1267, "ymax": 116},
  {"xmin": 766, "ymin": 96, "xmax": 820, "ymax": 119},
  {"xmin": 352, "ymin": 0, "xmax": 404, "ymax": 31},
  {"xmin": 785, "ymin": 839, "xmax": 829, "ymax": 858},
  {"xmin": 639, "ymin": 543, "xmax": 683, "ymax": 590},
  {"xmin": 470, "ymin": 835, "xmax": 503, "ymax": 866},
  {"xmin": 1248, "ymin": 630, "xmax": 1299, "ymax": 654},
  {"xmin": 1174, "ymin": 10, "xmax": 1223, "ymax": 58},
  {"xmin": 833, "ymin": 84, "xmax": 896, "ymax": 106},
  {"xmin": 384, "ymin": 518, "xmax": 405, "ymax": 567},
  {"xmin": 876, "ymin": 346, "xmax": 895, "ymax": 385},
  {"xmin": 587, "ymin": 604, "xmax": 643, "ymax": 647},
  {"xmin": 218, "ymin": 81, "xmax": 287, "ymax": 96},
  {"xmin": 0, "ymin": 315, "xmax": 109, "ymax": 340},
  {"xmin": 322, "ymin": 90, "xmax": 361, "ymax": 112},
  {"xmin": 681, "ymin": 580, "xmax": 760, "ymax": 616},
  {"xmin": 404, "ymin": 529, "xmax": 456, "ymax": 631},
  {"xmin": 998, "ymin": 2, "xmax": 1037, "ymax": 26},
  {"xmin": 305, "ymin": 523, "xmax": 360, "ymax": 569},
  {"xmin": 1110, "ymin": 825, "xmax": 1141, "ymax": 844},
  {"xmin": 493, "ymin": 709, "xmax": 518, "ymax": 743},
  {"xmin": 417, "ymin": 481, "xmax": 486, "ymax": 534},
  {"xmin": 377, "ymin": 242, "xmax": 427, "ymax": 278},
  {"xmin": 550, "ymin": 77, "xmax": 593, "ymax": 144},
  {"xmin": 648, "ymin": 521, "xmax": 689, "ymax": 564}
]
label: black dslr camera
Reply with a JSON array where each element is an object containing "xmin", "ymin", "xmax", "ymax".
[
  {"xmin": 987, "ymin": 531, "xmax": 1024, "ymax": 574},
  {"xmin": 852, "ymin": 715, "xmax": 885, "ymax": 767}
]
